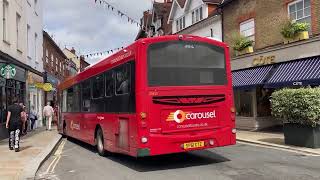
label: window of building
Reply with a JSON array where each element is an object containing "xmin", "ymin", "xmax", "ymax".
[
  {"xmin": 27, "ymin": 25, "xmax": 32, "ymax": 58},
  {"xmin": 34, "ymin": 0, "xmax": 38, "ymax": 15},
  {"xmin": 92, "ymin": 74, "xmax": 105, "ymax": 99},
  {"xmin": 240, "ymin": 18, "xmax": 255, "ymax": 41},
  {"xmin": 16, "ymin": 13, "xmax": 21, "ymax": 51},
  {"xmin": 35, "ymin": 33, "xmax": 38, "ymax": 62},
  {"xmin": 256, "ymin": 87, "xmax": 274, "ymax": 117},
  {"xmin": 116, "ymin": 64, "xmax": 130, "ymax": 95},
  {"xmin": 81, "ymin": 80, "xmax": 91, "ymax": 112},
  {"xmin": 56, "ymin": 58, "xmax": 58, "ymax": 72},
  {"xmin": 288, "ymin": 0, "xmax": 311, "ymax": 27},
  {"xmin": 176, "ymin": 16, "xmax": 185, "ymax": 32},
  {"xmin": 192, "ymin": 6, "xmax": 203, "ymax": 24},
  {"xmin": 234, "ymin": 89, "xmax": 254, "ymax": 117},
  {"xmin": 3, "ymin": 0, "xmax": 9, "ymax": 42},
  {"xmin": 51, "ymin": 54, "xmax": 54, "ymax": 66}
]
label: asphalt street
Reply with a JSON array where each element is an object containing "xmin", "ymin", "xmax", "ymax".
[{"xmin": 36, "ymin": 137, "xmax": 320, "ymax": 180}]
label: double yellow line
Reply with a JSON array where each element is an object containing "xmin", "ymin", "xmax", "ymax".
[{"xmin": 46, "ymin": 139, "xmax": 66, "ymax": 174}]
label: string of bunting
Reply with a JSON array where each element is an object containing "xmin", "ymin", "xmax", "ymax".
[
  {"xmin": 93, "ymin": 0, "xmax": 148, "ymax": 31},
  {"xmin": 67, "ymin": 46, "xmax": 124, "ymax": 61}
]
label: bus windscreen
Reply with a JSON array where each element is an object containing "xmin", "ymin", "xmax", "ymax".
[{"xmin": 148, "ymin": 41, "xmax": 227, "ymax": 86}]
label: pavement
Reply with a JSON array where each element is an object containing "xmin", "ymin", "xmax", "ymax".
[
  {"xmin": 236, "ymin": 130, "xmax": 320, "ymax": 156},
  {"xmin": 0, "ymin": 126, "xmax": 62, "ymax": 180}
]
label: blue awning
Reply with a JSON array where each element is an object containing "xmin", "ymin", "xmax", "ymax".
[
  {"xmin": 232, "ymin": 65, "xmax": 274, "ymax": 89},
  {"xmin": 265, "ymin": 56, "xmax": 320, "ymax": 88}
]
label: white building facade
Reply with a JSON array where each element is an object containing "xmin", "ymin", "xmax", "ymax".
[
  {"xmin": 0, "ymin": 0, "xmax": 44, "ymax": 138},
  {"xmin": 26, "ymin": 0, "xmax": 44, "ymax": 127},
  {"xmin": 168, "ymin": 0, "xmax": 222, "ymax": 41}
]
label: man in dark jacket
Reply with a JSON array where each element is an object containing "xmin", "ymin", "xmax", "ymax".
[{"xmin": 6, "ymin": 98, "xmax": 23, "ymax": 152}]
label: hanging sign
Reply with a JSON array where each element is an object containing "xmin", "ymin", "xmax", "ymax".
[
  {"xmin": 42, "ymin": 83, "xmax": 53, "ymax": 92},
  {"xmin": 0, "ymin": 64, "xmax": 16, "ymax": 79}
]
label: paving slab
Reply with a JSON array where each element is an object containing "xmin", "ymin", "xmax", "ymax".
[{"xmin": 0, "ymin": 127, "xmax": 61, "ymax": 180}]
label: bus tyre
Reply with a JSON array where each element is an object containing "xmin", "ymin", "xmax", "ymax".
[{"xmin": 96, "ymin": 128, "xmax": 106, "ymax": 156}]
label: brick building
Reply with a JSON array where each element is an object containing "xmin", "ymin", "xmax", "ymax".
[
  {"xmin": 43, "ymin": 31, "xmax": 76, "ymax": 106},
  {"xmin": 221, "ymin": 0, "xmax": 320, "ymax": 130}
]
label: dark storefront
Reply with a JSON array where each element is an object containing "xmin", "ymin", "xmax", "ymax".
[
  {"xmin": 0, "ymin": 52, "xmax": 43, "ymax": 140},
  {"xmin": 0, "ymin": 64, "xmax": 26, "ymax": 139}
]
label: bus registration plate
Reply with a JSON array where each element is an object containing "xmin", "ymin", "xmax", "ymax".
[{"xmin": 183, "ymin": 141, "xmax": 204, "ymax": 149}]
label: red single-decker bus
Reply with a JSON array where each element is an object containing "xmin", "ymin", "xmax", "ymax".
[{"xmin": 58, "ymin": 35, "xmax": 236, "ymax": 157}]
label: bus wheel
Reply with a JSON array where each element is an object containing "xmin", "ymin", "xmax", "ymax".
[{"xmin": 96, "ymin": 128, "xmax": 106, "ymax": 156}]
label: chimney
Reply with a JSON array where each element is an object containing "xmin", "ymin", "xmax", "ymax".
[{"xmin": 70, "ymin": 47, "xmax": 76, "ymax": 54}]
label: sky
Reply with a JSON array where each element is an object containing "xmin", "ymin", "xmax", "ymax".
[{"xmin": 43, "ymin": 0, "xmax": 152, "ymax": 64}]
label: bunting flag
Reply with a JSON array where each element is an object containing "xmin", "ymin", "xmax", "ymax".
[
  {"xmin": 67, "ymin": 46, "xmax": 125, "ymax": 61},
  {"xmin": 93, "ymin": 0, "xmax": 146, "ymax": 31}
]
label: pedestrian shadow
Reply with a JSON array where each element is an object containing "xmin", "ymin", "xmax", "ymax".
[{"xmin": 66, "ymin": 137, "xmax": 230, "ymax": 172}]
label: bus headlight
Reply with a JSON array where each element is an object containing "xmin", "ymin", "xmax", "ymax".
[{"xmin": 141, "ymin": 137, "xmax": 148, "ymax": 143}]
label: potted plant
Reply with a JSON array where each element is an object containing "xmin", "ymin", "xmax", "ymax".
[
  {"xmin": 271, "ymin": 88, "xmax": 320, "ymax": 148},
  {"xmin": 281, "ymin": 20, "xmax": 310, "ymax": 44},
  {"xmin": 232, "ymin": 34, "xmax": 254, "ymax": 56}
]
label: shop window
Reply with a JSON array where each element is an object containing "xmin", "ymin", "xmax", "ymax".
[
  {"xmin": 240, "ymin": 19, "xmax": 255, "ymax": 41},
  {"xmin": 288, "ymin": 0, "xmax": 311, "ymax": 28},
  {"xmin": 257, "ymin": 88, "xmax": 274, "ymax": 117},
  {"xmin": 234, "ymin": 89, "xmax": 254, "ymax": 117}
]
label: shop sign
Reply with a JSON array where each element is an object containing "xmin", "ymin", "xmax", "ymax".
[
  {"xmin": 253, "ymin": 56, "xmax": 276, "ymax": 66},
  {"xmin": 0, "ymin": 64, "xmax": 16, "ymax": 79},
  {"xmin": 35, "ymin": 82, "xmax": 44, "ymax": 88},
  {"xmin": 43, "ymin": 83, "xmax": 53, "ymax": 91},
  {"xmin": 293, "ymin": 81, "xmax": 303, "ymax": 86}
]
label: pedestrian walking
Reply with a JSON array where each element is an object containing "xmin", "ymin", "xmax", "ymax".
[
  {"xmin": 20, "ymin": 104, "xmax": 28, "ymax": 135},
  {"xmin": 6, "ymin": 98, "xmax": 24, "ymax": 152},
  {"xmin": 43, "ymin": 102, "xmax": 54, "ymax": 131},
  {"xmin": 29, "ymin": 106, "xmax": 38, "ymax": 131}
]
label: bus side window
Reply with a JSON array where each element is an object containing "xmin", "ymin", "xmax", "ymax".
[
  {"xmin": 81, "ymin": 80, "xmax": 91, "ymax": 112},
  {"xmin": 66, "ymin": 87, "xmax": 74, "ymax": 112},
  {"xmin": 105, "ymin": 71, "xmax": 114, "ymax": 97},
  {"xmin": 116, "ymin": 64, "xmax": 130, "ymax": 95}
]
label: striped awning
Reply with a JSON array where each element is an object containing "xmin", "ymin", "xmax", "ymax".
[
  {"xmin": 232, "ymin": 65, "xmax": 273, "ymax": 88},
  {"xmin": 265, "ymin": 56, "xmax": 320, "ymax": 88}
]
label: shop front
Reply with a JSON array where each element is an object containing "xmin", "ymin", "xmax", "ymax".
[
  {"xmin": 0, "ymin": 63, "xmax": 26, "ymax": 139},
  {"xmin": 45, "ymin": 72, "xmax": 60, "ymax": 107},
  {"xmin": 27, "ymin": 72, "xmax": 45, "ymax": 128},
  {"xmin": 231, "ymin": 37, "xmax": 320, "ymax": 130}
]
